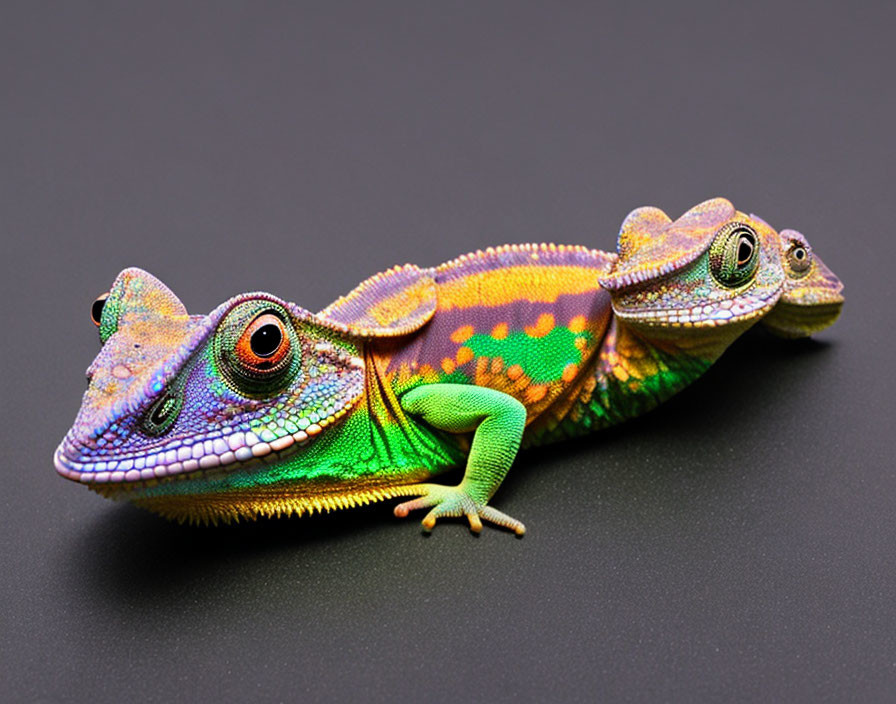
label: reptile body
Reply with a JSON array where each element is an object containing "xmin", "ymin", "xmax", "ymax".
[{"xmin": 55, "ymin": 198, "xmax": 844, "ymax": 533}]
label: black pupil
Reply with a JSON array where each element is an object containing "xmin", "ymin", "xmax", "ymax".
[
  {"xmin": 91, "ymin": 297, "xmax": 106, "ymax": 324},
  {"xmin": 250, "ymin": 323, "xmax": 282, "ymax": 358},
  {"xmin": 736, "ymin": 236, "xmax": 754, "ymax": 266},
  {"xmin": 795, "ymin": 248, "xmax": 805, "ymax": 259}
]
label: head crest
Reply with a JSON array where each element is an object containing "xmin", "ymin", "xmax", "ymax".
[
  {"xmin": 98, "ymin": 267, "xmax": 189, "ymax": 340},
  {"xmin": 78, "ymin": 268, "xmax": 208, "ymax": 439},
  {"xmin": 316, "ymin": 264, "xmax": 436, "ymax": 337},
  {"xmin": 600, "ymin": 198, "xmax": 735, "ymax": 291}
]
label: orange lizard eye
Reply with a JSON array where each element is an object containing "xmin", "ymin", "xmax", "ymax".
[
  {"xmin": 235, "ymin": 313, "xmax": 291, "ymax": 372},
  {"xmin": 214, "ymin": 302, "xmax": 300, "ymax": 397},
  {"xmin": 91, "ymin": 292, "xmax": 109, "ymax": 326}
]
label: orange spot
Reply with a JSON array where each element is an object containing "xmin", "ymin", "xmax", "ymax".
[
  {"xmin": 450, "ymin": 325, "xmax": 474, "ymax": 344},
  {"xmin": 568, "ymin": 315, "xmax": 587, "ymax": 333},
  {"xmin": 525, "ymin": 385, "xmax": 547, "ymax": 404},
  {"xmin": 490, "ymin": 357, "xmax": 504, "ymax": 374},
  {"xmin": 441, "ymin": 358, "xmax": 456, "ymax": 374},
  {"xmin": 561, "ymin": 363, "xmax": 578, "ymax": 383},
  {"xmin": 525, "ymin": 313, "xmax": 555, "ymax": 338},
  {"xmin": 513, "ymin": 376, "xmax": 530, "ymax": 391},
  {"xmin": 456, "ymin": 346, "xmax": 474, "ymax": 365},
  {"xmin": 574, "ymin": 337, "xmax": 588, "ymax": 350},
  {"xmin": 506, "ymin": 364, "xmax": 524, "ymax": 380},
  {"xmin": 491, "ymin": 322, "xmax": 509, "ymax": 339},
  {"xmin": 613, "ymin": 365, "xmax": 630, "ymax": 382}
]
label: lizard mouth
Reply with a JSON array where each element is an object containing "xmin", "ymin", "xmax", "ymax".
[
  {"xmin": 54, "ymin": 402, "xmax": 353, "ymax": 487},
  {"xmin": 615, "ymin": 286, "xmax": 782, "ymax": 328}
]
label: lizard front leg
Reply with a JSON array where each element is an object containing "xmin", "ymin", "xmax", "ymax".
[{"xmin": 394, "ymin": 383, "xmax": 527, "ymax": 535}]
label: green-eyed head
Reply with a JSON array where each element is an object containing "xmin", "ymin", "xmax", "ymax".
[{"xmin": 599, "ymin": 198, "xmax": 843, "ymax": 337}]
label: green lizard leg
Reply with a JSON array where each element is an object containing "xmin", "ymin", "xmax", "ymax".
[{"xmin": 395, "ymin": 383, "xmax": 527, "ymax": 535}]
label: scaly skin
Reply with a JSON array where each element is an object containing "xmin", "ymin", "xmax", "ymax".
[{"xmin": 54, "ymin": 198, "xmax": 844, "ymax": 534}]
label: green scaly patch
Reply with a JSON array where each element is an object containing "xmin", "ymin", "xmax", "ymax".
[{"xmin": 462, "ymin": 327, "xmax": 592, "ymax": 384}]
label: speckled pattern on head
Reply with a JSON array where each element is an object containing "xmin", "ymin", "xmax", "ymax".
[{"xmin": 55, "ymin": 198, "xmax": 844, "ymax": 533}]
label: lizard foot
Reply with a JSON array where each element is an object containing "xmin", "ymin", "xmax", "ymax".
[{"xmin": 393, "ymin": 484, "xmax": 525, "ymax": 536}]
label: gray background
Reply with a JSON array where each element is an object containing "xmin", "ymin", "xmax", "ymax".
[{"xmin": 1, "ymin": 1, "xmax": 894, "ymax": 702}]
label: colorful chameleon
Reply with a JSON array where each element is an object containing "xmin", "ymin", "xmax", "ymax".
[{"xmin": 55, "ymin": 198, "xmax": 843, "ymax": 534}]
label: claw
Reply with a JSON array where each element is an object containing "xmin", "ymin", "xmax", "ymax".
[
  {"xmin": 467, "ymin": 513, "xmax": 483, "ymax": 534},
  {"xmin": 421, "ymin": 511, "xmax": 437, "ymax": 532},
  {"xmin": 393, "ymin": 483, "xmax": 525, "ymax": 535}
]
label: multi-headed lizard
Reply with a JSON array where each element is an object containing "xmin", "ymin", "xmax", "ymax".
[{"xmin": 55, "ymin": 198, "xmax": 843, "ymax": 534}]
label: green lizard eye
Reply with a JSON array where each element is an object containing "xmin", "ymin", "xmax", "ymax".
[
  {"xmin": 787, "ymin": 244, "xmax": 812, "ymax": 277},
  {"xmin": 141, "ymin": 391, "xmax": 182, "ymax": 436},
  {"xmin": 710, "ymin": 223, "xmax": 760, "ymax": 288}
]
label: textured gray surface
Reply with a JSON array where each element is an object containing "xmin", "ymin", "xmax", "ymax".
[{"xmin": 2, "ymin": 2, "xmax": 894, "ymax": 702}]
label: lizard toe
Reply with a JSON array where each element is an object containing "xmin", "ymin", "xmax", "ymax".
[{"xmin": 394, "ymin": 483, "xmax": 524, "ymax": 536}]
